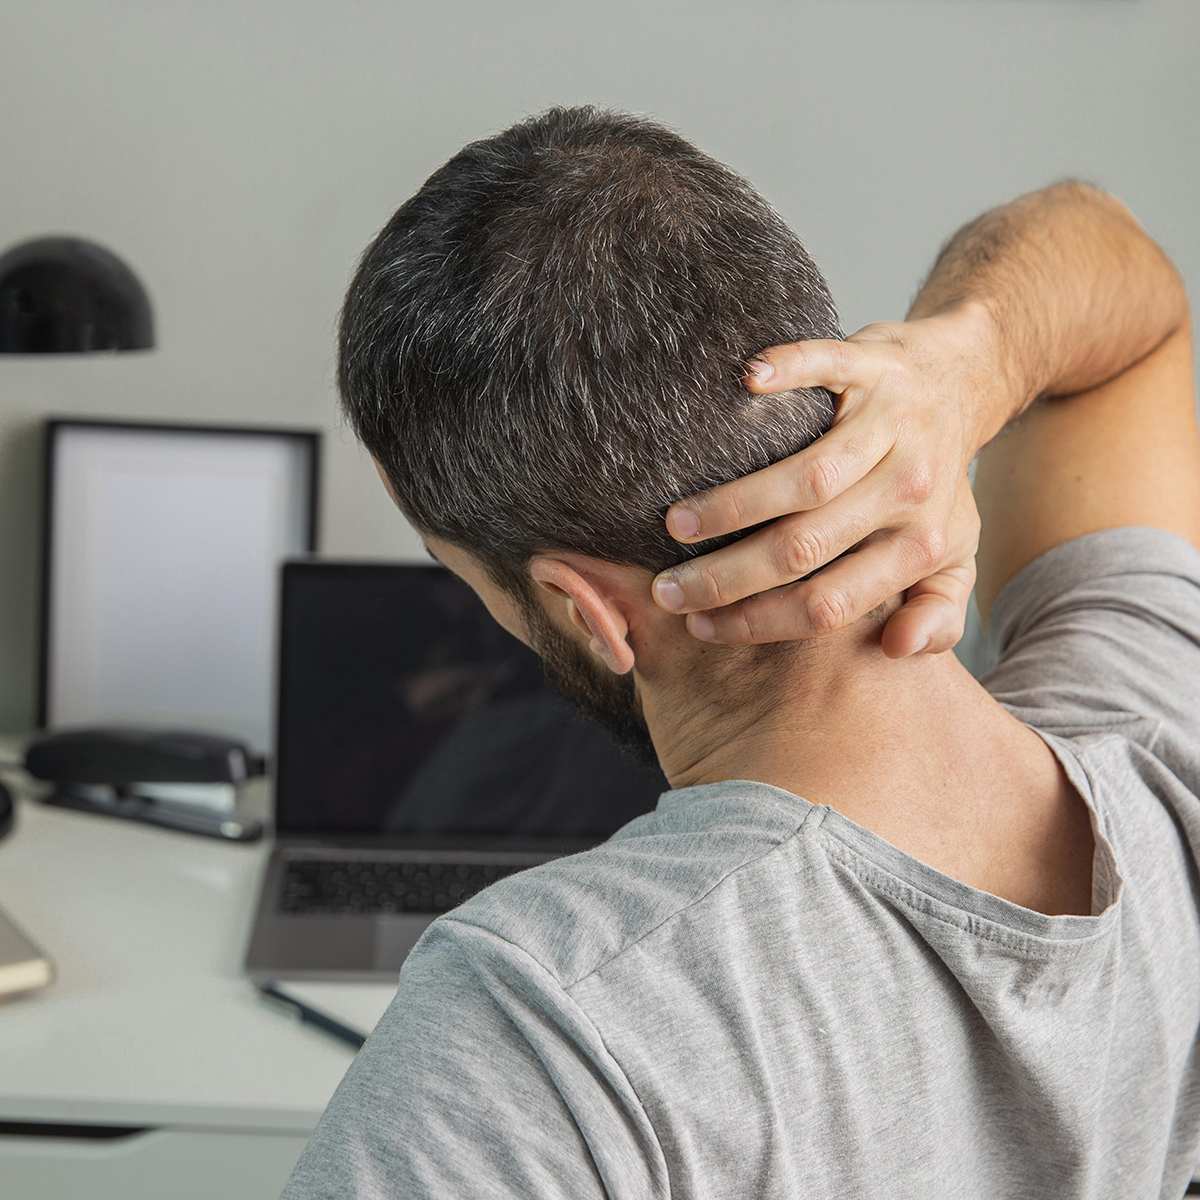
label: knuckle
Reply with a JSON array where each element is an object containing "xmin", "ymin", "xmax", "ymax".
[
  {"xmin": 913, "ymin": 527, "xmax": 948, "ymax": 570},
  {"xmin": 689, "ymin": 564, "xmax": 729, "ymax": 610},
  {"xmin": 778, "ymin": 527, "xmax": 826, "ymax": 580},
  {"xmin": 732, "ymin": 605, "xmax": 763, "ymax": 646},
  {"xmin": 804, "ymin": 588, "xmax": 849, "ymax": 636},
  {"xmin": 899, "ymin": 459, "xmax": 937, "ymax": 505},
  {"xmin": 829, "ymin": 341, "xmax": 857, "ymax": 383},
  {"xmin": 802, "ymin": 454, "xmax": 840, "ymax": 506}
]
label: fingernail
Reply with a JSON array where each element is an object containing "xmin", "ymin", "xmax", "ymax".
[
  {"xmin": 667, "ymin": 506, "xmax": 700, "ymax": 540},
  {"xmin": 746, "ymin": 358, "xmax": 774, "ymax": 384},
  {"xmin": 688, "ymin": 612, "xmax": 717, "ymax": 642},
  {"xmin": 654, "ymin": 576, "xmax": 687, "ymax": 612}
]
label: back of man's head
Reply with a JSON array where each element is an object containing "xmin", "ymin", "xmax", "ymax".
[{"xmin": 340, "ymin": 106, "xmax": 841, "ymax": 590}]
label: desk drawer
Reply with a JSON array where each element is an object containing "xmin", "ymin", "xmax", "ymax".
[{"xmin": 0, "ymin": 1125, "xmax": 310, "ymax": 1200}]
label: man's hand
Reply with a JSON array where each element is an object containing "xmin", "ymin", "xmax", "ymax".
[
  {"xmin": 651, "ymin": 306, "xmax": 999, "ymax": 658},
  {"xmin": 651, "ymin": 183, "xmax": 1187, "ymax": 656}
]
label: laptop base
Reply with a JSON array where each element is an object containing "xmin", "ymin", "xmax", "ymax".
[{"xmin": 243, "ymin": 842, "xmax": 562, "ymax": 982}]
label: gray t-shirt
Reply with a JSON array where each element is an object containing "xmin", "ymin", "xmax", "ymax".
[{"xmin": 283, "ymin": 528, "xmax": 1200, "ymax": 1199}]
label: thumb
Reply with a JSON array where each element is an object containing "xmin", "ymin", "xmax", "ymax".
[{"xmin": 879, "ymin": 560, "xmax": 976, "ymax": 659}]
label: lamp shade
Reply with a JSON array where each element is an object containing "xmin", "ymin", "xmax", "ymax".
[{"xmin": 0, "ymin": 237, "xmax": 154, "ymax": 353}]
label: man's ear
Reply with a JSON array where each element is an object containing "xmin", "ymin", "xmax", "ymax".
[{"xmin": 529, "ymin": 557, "xmax": 635, "ymax": 675}]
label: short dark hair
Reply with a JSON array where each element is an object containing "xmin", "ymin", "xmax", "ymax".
[{"xmin": 339, "ymin": 107, "xmax": 841, "ymax": 583}]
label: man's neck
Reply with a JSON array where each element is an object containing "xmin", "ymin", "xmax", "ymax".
[
  {"xmin": 643, "ymin": 629, "xmax": 983, "ymax": 808},
  {"xmin": 636, "ymin": 628, "xmax": 1096, "ymax": 916}
]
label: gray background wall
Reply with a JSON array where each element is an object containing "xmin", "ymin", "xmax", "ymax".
[{"xmin": 0, "ymin": 0, "xmax": 1196, "ymax": 730}]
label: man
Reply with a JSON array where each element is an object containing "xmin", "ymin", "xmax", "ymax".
[{"xmin": 284, "ymin": 108, "xmax": 1200, "ymax": 1197}]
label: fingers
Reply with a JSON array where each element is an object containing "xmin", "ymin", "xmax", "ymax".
[
  {"xmin": 744, "ymin": 338, "xmax": 871, "ymax": 395},
  {"xmin": 658, "ymin": 468, "xmax": 908, "ymax": 613},
  {"xmin": 665, "ymin": 413, "xmax": 892, "ymax": 544},
  {"xmin": 657, "ymin": 501, "xmax": 878, "ymax": 615},
  {"xmin": 681, "ymin": 532, "xmax": 951, "ymax": 646},
  {"xmin": 668, "ymin": 331, "xmax": 906, "ymax": 543},
  {"xmin": 661, "ymin": 323, "xmax": 980, "ymax": 653}
]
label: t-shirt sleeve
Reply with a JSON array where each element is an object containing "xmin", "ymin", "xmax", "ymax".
[
  {"xmin": 983, "ymin": 527, "xmax": 1200, "ymax": 770},
  {"xmin": 280, "ymin": 919, "xmax": 666, "ymax": 1200}
]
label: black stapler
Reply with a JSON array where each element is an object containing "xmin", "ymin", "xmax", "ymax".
[{"xmin": 25, "ymin": 727, "xmax": 266, "ymax": 841}]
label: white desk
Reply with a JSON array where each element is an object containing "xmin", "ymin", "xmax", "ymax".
[
  {"xmin": 0, "ymin": 760, "xmax": 397, "ymax": 1199},
  {"xmin": 9, "ymin": 748, "xmax": 1193, "ymax": 1198}
]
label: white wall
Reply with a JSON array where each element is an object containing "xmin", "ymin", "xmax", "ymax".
[{"xmin": 1, "ymin": 0, "xmax": 1196, "ymax": 729}]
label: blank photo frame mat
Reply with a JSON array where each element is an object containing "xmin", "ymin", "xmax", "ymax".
[{"xmin": 41, "ymin": 419, "xmax": 319, "ymax": 753}]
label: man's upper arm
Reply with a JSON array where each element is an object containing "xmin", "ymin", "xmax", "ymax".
[
  {"xmin": 281, "ymin": 921, "xmax": 664, "ymax": 1200},
  {"xmin": 280, "ymin": 933, "xmax": 599, "ymax": 1199},
  {"xmin": 981, "ymin": 528, "xmax": 1200, "ymax": 764},
  {"xmin": 973, "ymin": 323, "xmax": 1200, "ymax": 624}
]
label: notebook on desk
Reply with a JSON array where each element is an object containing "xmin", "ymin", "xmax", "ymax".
[
  {"xmin": 244, "ymin": 561, "xmax": 667, "ymax": 982},
  {"xmin": 0, "ymin": 904, "xmax": 54, "ymax": 998}
]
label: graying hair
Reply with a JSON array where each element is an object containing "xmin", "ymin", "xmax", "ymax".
[{"xmin": 339, "ymin": 106, "xmax": 841, "ymax": 583}]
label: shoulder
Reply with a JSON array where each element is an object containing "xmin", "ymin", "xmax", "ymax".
[
  {"xmin": 425, "ymin": 782, "xmax": 810, "ymax": 988},
  {"xmin": 984, "ymin": 527, "xmax": 1200, "ymax": 756},
  {"xmin": 986, "ymin": 526, "xmax": 1200, "ymax": 652}
]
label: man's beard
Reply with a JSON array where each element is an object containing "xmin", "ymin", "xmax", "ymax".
[{"xmin": 516, "ymin": 592, "xmax": 658, "ymax": 768}]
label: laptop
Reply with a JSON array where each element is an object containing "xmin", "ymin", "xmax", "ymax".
[{"xmin": 244, "ymin": 561, "xmax": 667, "ymax": 982}]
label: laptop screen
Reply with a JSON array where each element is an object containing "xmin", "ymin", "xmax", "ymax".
[{"xmin": 274, "ymin": 561, "xmax": 668, "ymax": 841}]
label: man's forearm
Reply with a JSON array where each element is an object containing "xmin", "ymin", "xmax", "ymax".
[{"xmin": 908, "ymin": 182, "xmax": 1188, "ymax": 451}]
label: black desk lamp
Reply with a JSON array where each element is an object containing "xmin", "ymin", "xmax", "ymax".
[
  {"xmin": 0, "ymin": 236, "xmax": 154, "ymax": 353},
  {"xmin": 0, "ymin": 237, "xmax": 162, "ymax": 844}
]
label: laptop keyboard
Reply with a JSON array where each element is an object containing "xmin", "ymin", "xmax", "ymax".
[{"xmin": 279, "ymin": 858, "xmax": 527, "ymax": 916}]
